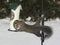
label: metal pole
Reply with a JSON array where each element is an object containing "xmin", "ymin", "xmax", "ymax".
[
  {"xmin": 41, "ymin": 0, "xmax": 45, "ymax": 44},
  {"xmin": 41, "ymin": 14, "xmax": 44, "ymax": 45}
]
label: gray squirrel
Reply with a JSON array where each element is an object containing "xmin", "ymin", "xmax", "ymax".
[{"xmin": 13, "ymin": 17, "xmax": 52, "ymax": 38}]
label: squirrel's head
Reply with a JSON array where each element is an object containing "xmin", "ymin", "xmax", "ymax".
[{"xmin": 13, "ymin": 20, "xmax": 25, "ymax": 30}]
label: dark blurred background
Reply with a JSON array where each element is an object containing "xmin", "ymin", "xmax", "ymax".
[{"xmin": 0, "ymin": 0, "xmax": 60, "ymax": 21}]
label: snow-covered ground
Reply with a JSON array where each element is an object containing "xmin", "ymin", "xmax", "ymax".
[{"xmin": 0, "ymin": 18, "xmax": 60, "ymax": 45}]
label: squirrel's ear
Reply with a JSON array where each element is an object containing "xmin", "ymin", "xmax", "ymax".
[
  {"xmin": 19, "ymin": 19, "xmax": 25, "ymax": 22},
  {"xmin": 22, "ymin": 19, "xmax": 25, "ymax": 22},
  {"xmin": 19, "ymin": 19, "xmax": 23, "ymax": 21}
]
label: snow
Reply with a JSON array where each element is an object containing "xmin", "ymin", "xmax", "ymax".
[{"xmin": 0, "ymin": 18, "xmax": 60, "ymax": 45}]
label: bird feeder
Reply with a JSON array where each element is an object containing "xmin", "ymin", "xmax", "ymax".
[{"xmin": 8, "ymin": 3, "xmax": 22, "ymax": 31}]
